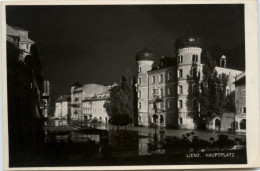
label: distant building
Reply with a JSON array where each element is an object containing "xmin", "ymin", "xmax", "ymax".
[
  {"xmin": 136, "ymin": 32, "xmax": 243, "ymax": 129},
  {"xmin": 70, "ymin": 82, "xmax": 116, "ymax": 123},
  {"xmin": 82, "ymin": 84, "xmax": 111, "ymax": 123},
  {"xmin": 54, "ymin": 95, "xmax": 71, "ymax": 120},
  {"xmin": 234, "ymin": 72, "xmax": 246, "ymax": 134}
]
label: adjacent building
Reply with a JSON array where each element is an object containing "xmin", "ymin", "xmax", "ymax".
[
  {"xmin": 136, "ymin": 32, "xmax": 243, "ymax": 129},
  {"xmin": 234, "ymin": 72, "xmax": 246, "ymax": 134},
  {"xmin": 7, "ymin": 24, "xmax": 45, "ymax": 165}
]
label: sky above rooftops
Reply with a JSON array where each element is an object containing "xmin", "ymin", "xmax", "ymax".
[{"xmin": 6, "ymin": 5, "xmax": 245, "ymax": 95}]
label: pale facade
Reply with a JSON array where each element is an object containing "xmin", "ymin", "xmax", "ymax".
[
  {"xmin": 136, "ymin": 33, "xmax": 243, "ymax": 129},
  {"xmin": 70, "ymin": 82, "xmax": 115, "ymax": 122},
  {"xmin": 54, "ymin": 95, "xmax": 71, "ymax": 119}
]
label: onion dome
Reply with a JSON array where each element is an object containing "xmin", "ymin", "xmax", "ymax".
[
  {"xmin": 71, "ymin": 81, "xmax": 81, "ymax": 87},
  {"xmin": 175, "ymin": 32, "xmax": 202, "ymax": 49},
  {"xmin": 135, "ymin": 47, "xmax": 156, "ymax": 61}
]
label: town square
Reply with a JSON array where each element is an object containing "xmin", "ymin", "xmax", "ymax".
[{"xmin": 5, "ymin": 4, "xmax": 247, "ymax": 167}]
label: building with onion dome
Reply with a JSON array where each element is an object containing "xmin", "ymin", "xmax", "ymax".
[{"xmin": 136, "ymin": 32, "xmax": 243, "ymax": 129}]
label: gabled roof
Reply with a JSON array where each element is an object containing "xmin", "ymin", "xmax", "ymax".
[{"xmin": 71, "ymin": 81, "xmax": 82, "ymax": 87}]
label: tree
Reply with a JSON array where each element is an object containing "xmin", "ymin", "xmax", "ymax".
[
  {"xmin": 188, "ymin": 50, "xmax": 229, "ymax": 129},
  {"xmin": 104, "ymin": 68, "xmax": 136, "ymax": 132}
]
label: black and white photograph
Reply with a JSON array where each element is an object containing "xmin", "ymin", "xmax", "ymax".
[{"xmin": 2, "ymin": 1, "xmax": 259, "ymax": 169}]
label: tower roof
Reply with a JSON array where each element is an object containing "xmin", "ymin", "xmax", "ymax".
[
  {"xmin": 175, "ymin": 31, "xmax": 202, "ymax": 49},
  {"xmin": 71, "ymin": 81, "xmax": 81, "ymax": 87},
  {"xmin": 135, "ymin": 47, "xmax": 156, "ymax": 61}
]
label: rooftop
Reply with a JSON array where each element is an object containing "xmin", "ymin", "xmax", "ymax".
[{"xmin": 135, "ymin": 47, "xmax": 156, "ymax": 61}]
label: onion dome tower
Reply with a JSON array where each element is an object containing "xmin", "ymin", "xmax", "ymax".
[
  {"xmin": 136, "ymin": 47, "xmax": 156, "ymax": 126},
  {"xmin": 175, "ymin": 32, "xmax": 203, "ymax": 129}
]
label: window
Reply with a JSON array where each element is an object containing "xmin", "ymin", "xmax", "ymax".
[
  {"xmin": 160, "ymin": 89, "xmax": 164, "ymax": 97},
  {"xmin": 192, "ymin": 54, "xmax": 196, "ymax": 62},
  {"xmin": 178, "ymin": 69, "xmax": 183, "ymax": 78},
  {"xmin": 168, "ymin": 100, "xmax": 173, "ymax": 109},
  {"xmin": 159, "ymin": 74, "xmax": 163, "ymax": 83},
  {"xmin": 167, "ymin": 72, "xmax": 172, "ymax": 81},
  {"xmin": 138, "ymin": 102, "xmax": 141, "ymax": 109},
  {"xmin": 241, "ymin": 107, "xmax": 246, "ymax": 113},
  {"xmin": 152, "ymin": 76, "xmax": 155, "ymax": 83},
  {"xmin": 178, "ymin": 100, "xmax": 183, "ymax": 108},
  {"xmin": 178, "ymin": 55, "xmax": 183, "ymax": 63},
  {"xmin": 138, "ymin": 91, "xmax": 141, "ymax": 98},
  {"xmin": 240, "ymin": 119, "xmax": 246, "ymax": 130},
  {"xmin": 138, "ymin": 77, "xmax": 141, "ymax": 85},
  {"xmin": 160, "ymin": 115, "xmax": 164, "ymax": 123},
  {"xmin": 178, "ymin": 85, "xmax": 183, "ymax": 94},
  {"xmin": 138, "ymin": 116, "xmax": 142, "ymax": 122},
  {"xmin": 138, "ymin": 67, "xmax": 141, "ymax": 73},
  {"xmin": 167, "ymin": 87, "xmax": 171, "ymax": 96},
  {"xmin": 196, "ymin": 55, "xmax": 198, "ymax": 62},
  {"xmin": 151, "ymin": 103, "xmax": 154, "ymax": 109},
  {"xmin": 179, "ymin": 118, "xmax": 183, "ymax": 125}
]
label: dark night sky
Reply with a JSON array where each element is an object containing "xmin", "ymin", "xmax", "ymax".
[{"xmin": 6, "ymin": 5, "xmax": 245, "ymax": 95}]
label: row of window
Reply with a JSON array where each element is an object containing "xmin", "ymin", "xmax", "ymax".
[
  {"xmin": 137, "ymin": 99, "xmax": 199, "ymax": 110},
  {"xmin": 138, "ymin": 100, "xmax": 184, "ymax": 109},
  {"xmin": 137, "ymin": 73, "xmax": 173, "ymax": 85},
  {"xmin": 177, "ymin": 54, "xmax": 199, "ymax": 63},
  {"xmin": 137, "ymin": 84, "xmax": 201, "ymax": 98},
  {"xmin": 138, "ymin": 68, "xmax": 199, "ymax": 85}
]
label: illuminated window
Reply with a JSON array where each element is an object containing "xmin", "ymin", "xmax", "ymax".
[
  {"xmin": 152, "ymin": 76, "xmax": 155, "ymax": 83},
  {"xmin": 138, "ymin": 77, "xmax": 141, "ymax": 85},
  {"xmin": 178, "ymin": 69, "xmax": 183, "ymax": 78},
  {"xmin": 138, "ymin": 91, "xmax": 141, "ymax": 98},
  {"xmin": 178, "ymin": 100, "xmax": 183, "ymax": 108}
]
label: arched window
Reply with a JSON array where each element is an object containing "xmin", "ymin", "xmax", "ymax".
[
  {"xmin": 192, "ymin": 54, "xmax": 196, "ymax": 62},
  {"xmin": 240, "ymin": 119, "xmax": 246, "ymax": 130},
  {"xmin": 179, "ymin": 118, "xmax": 183, "ymax": 124},
  {"xmin": 160, "ymin": 115, "xmax": 164, "ymax": 123}
]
